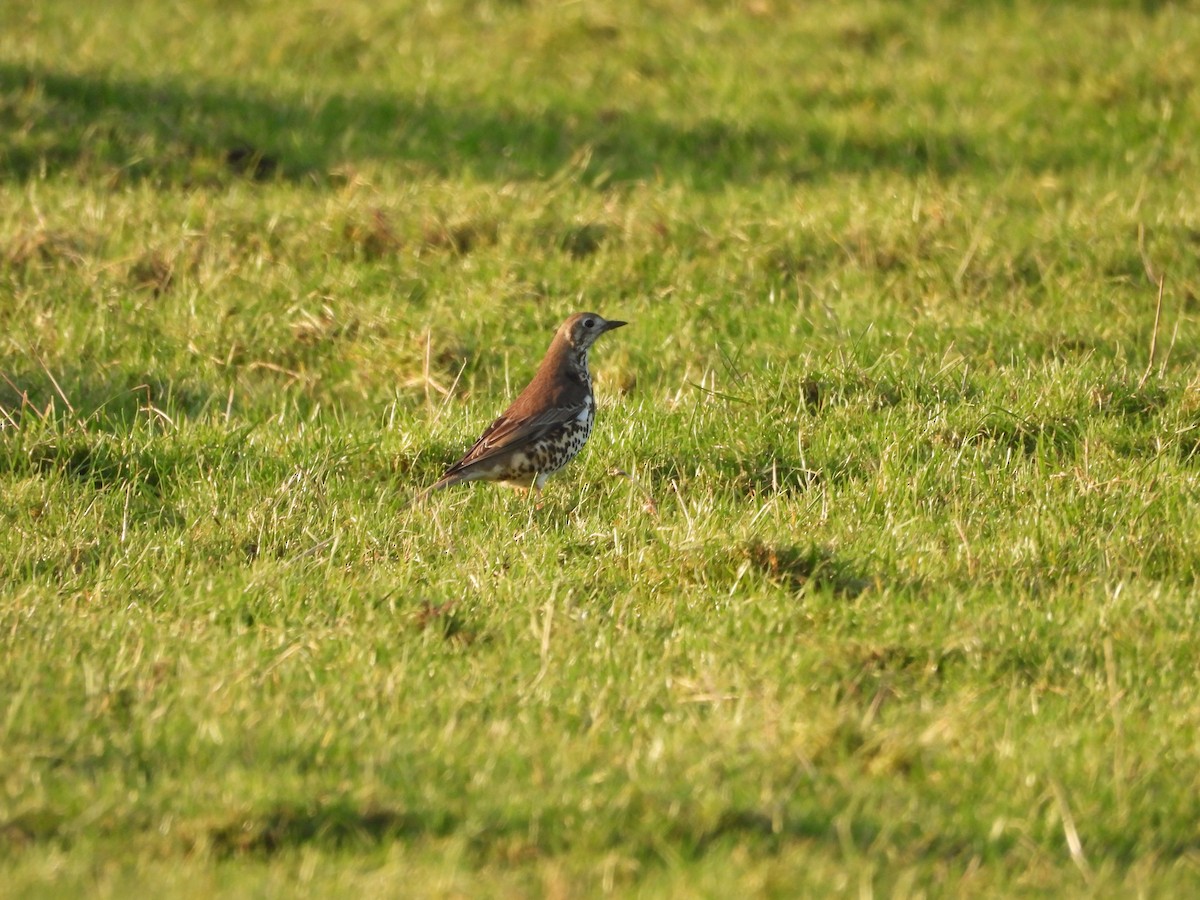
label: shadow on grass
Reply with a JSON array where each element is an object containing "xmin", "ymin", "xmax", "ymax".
[
  {"xmin": 742, "ymin": 539, "xmax": 874, "ymax": 599},
  {"xmin": 1, "ymin": 366, "xmax": 216, "ymax": 428},
  {"xmin": 3, "ymin": 795, "xmax": 952, "ymax": 864},
  {"xmin": 198, "ymin": 801, "xmax": 454, "ymax": 857},
  {"xmin": 0, "ymin": 352, "xmax": 350, "ymax": 432},
  {"xmin": 191, "ymin": 794, "xmax": 999, "ymax": 872},
  {"xmin": 960, "ymin": 411, "xmax": 1082, "ymax": 459},
  {"xmin": 10, "ymin": 784, "xmax": 1191, "ymax": 873},
  {"xmin": 1, "ymin": 62, "xmax": 979, "ymax": 187},
  {"xmin": 113, "ymin": 796, "xmax": 919, "ymax": 864},
  {"xmin": 0, "ymin": 369, "xmax": 184, "ymax": 500},
  {"xmin": 640, "ymin": 454, "xmax": 814, "ymax": 500}
]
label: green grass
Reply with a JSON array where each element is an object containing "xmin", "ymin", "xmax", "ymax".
[{"xmin": 4, "ymin": 0, "xmax": 1200, "ymax": 895}]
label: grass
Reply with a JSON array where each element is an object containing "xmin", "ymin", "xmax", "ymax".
[{"xmin": 3, "ymin": 0, "xmax": 1200, "ymax": 895}]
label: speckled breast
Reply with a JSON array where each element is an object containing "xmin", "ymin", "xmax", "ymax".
[{"xmin": 534, "ymin": 404, "xmax": 594, "ymax": 475}]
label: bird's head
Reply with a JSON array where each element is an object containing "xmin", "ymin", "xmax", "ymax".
[{"xmin": 560, "ymin": 312, "xmax": 627, "ymax": 351}]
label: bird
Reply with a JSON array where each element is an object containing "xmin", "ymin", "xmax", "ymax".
[{"xmin": 423, "ymin": 312, "xmax": 627, "ymax": 497}]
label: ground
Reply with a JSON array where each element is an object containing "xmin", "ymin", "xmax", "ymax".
[{"xmin": 2, "ymin": 1, "xmax": 1200, "ymax": 896}]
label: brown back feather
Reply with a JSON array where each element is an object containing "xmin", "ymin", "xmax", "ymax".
[{"xmin": 438, "ymin": 327, "xmax": 589, "ymax": 479}]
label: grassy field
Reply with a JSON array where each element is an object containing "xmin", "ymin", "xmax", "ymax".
[{"xmin": 3, "ymin": 0, "xmax": 1200, "ymax": 895}]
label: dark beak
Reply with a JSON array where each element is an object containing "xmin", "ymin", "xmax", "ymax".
[{"xmin": 605, "ymin": 320, "xmax": 628, "ymax": 331}]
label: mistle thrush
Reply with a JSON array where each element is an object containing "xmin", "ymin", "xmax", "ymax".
[{"xmin": 427, "ymin": 312, "xmax": 627, "ymax": 495}]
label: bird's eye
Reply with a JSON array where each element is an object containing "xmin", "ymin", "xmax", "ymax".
[{"xmin": 584, "ymin": 318, "xmax": 596, "ymax": 328}]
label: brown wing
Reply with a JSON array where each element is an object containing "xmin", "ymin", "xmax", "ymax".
[{"xmin": 438, "ymin": 401, "xmax": 585, "ymax": 481}]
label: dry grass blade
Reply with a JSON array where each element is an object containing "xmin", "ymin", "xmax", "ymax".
[{"xmin": 1138, "ymin": 274, "xmax": 1165, "ymax": 390}]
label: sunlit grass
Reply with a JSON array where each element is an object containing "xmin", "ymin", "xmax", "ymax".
[{"xmin": 3, "ymin": 0, "xmax": 1200, "ymax": 896}]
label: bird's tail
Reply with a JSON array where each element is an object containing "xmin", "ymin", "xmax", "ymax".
[{"xmin": 408, "ymin": 475, "xmax": 456, "ymax": 507}]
